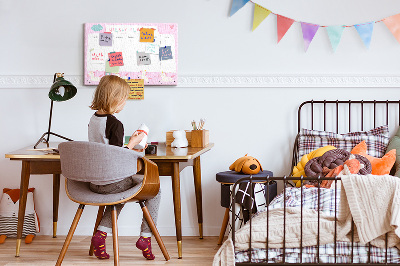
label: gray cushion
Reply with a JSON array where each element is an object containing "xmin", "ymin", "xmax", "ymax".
[
  {"xmin": 386, "ymin": 126, "xmax": 400, "ymax": 177},
  {"xmin": 66, "ymin": 175, "xmax": 144, "ymax": 204},
  {"xmin": 59, "ymin": 141, "xmax": 142, "ymax": 183}
]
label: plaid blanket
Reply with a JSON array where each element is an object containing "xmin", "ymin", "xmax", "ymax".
[{"xmin": 235, "ymin": 186, "xmax": 400, "ymax": 263}]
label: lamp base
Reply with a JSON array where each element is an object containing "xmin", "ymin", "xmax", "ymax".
[{"xmin": 33, "ymin": 132, "xmax": 73, "ymax": 149}]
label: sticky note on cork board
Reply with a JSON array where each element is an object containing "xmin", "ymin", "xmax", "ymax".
[{"xmin": 126, "ymin": 79, "xmax": 144, "ymax": 100}]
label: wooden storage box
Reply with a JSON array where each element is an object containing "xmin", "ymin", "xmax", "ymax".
[
  {"xmin": 166, "ymin": 130, "xmax": 192, "ymax": 146},
  {"xmin": 190, "ymin": 130, "xmax": 209, "ymax": 148}
]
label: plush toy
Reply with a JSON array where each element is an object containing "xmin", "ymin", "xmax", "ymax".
[
  {"xmin": 292, "ymin": 145, "xmax": 336, "ymax": 187},
  {"xmin": 171, "ymin": 130, "xmax": 188, "ymax": 148},
  {"xmin": 351, "ymin": 140, "xmax": 396, "ymax": 175},
  {"xmin": 230, "ymin": 154, "xmax": 263, "ymax": 175},
  {"xmin": 0, "ymin": 188, "xmax": 39, "ymax": 244}
]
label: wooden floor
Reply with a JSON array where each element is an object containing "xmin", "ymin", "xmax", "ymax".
[{"xmin": 0, "ymin": 236, "xmax": 223, "ymax": 265}]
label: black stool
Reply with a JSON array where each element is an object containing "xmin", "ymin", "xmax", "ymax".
[{"xmin": 216, "ymin": 170, "xmax": 276, "ymax": 245}]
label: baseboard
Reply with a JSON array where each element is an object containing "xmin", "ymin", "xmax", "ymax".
[{"xmin": 38, "ymin": 225, "xmax": 223, "ymax": 237}]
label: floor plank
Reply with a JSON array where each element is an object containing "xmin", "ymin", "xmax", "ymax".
[{"xmin": 0, "ymin": 236, "xmax": 222, "ymax": 265}]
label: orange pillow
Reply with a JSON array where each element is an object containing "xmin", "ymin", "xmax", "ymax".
[{"xmin": 351, "ymin": 140, "xmax": 396, "ymax": 175}]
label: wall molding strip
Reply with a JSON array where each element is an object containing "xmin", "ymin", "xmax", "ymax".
[{"xmin": 0, "ymin": 75, "xmax": 399, "ymax": 88}]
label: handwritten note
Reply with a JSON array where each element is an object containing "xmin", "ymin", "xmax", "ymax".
[
  {"xmin": 90, "ymin": 50, "xmax": 105, "ymax": 62},
  {"xmin": 108, "ymin": 52, "xmax": 124, "ymax": 67},
  {"xmin": 145, "ymin": 43, "xmax": 158, "ymax": 54},
  {"xmin": 159, "ymin": 46, "xmax": 173, "ymax": 61},
  {"xmin": 126, "ymin": 79, "xmax": 144, "ymax": 100},
  {"xmin": 137, "ymin": 52, "xmax": 151, "ymax": 66},
  {"xmin": 140, "ymin": 28, "xmax": 155, "ymax": 42},
  {"xmin": 99, "ymin": 32, "xmax": 112, "ymax": 46}
]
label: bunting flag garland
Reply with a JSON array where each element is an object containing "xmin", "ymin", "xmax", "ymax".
[
  {"xmin": 301, "ymin": 22, "xmax": 319, "ymax": 52},
  {"xmin": 229, "ymin": 0, "xmax": 400, "ymax": 52},
  {"xmin": 230, "ymin": 0, "xmax": 250, "ymax": 17},
  {"xmin": 383, "ymin": 14, "xmax": 400, "ymax": 44},
  {"xmin": 326, "ymin": 26, "xmax": 345, "ymax": 52},
  {"xmin": 253, "ymin": 4, "xmax": 271, "ymax": 31},
  {"xmin": 354, "ymin": 22, "xmax": 374, "ymax": 49},
  {"xmin": 277, "ymin": 15, "xmax": 295, "ymax": 43}
]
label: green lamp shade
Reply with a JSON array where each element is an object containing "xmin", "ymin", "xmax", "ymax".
[{"xmin": 48, "ymin": 76, "xmax": 77, "ymax": 102}]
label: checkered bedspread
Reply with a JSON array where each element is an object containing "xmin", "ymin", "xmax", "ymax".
[{"xmin": 235, "ymin": 186, "xmax": 400, "ymax": 264}]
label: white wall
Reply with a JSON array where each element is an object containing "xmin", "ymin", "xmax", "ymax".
[{"xmin": 1, "ymin": 0, "xmax": 400, "ymax": 236}]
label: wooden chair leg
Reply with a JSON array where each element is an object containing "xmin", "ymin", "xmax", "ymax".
[
  {"xmin": 139, "ymin": 201, "xmax": 170, "ymax": 261},
  {"xmin": 89, "ymin": 206, "xmax": 105, "ymax": 256},
  {"xmin": 111, "ymin": 205, "xmax": 119, "ymax": 266},
  {"xmin": 218, "ymin": 208, "xmax": 230, "ymax": 245},
  {"xmin": 56, "ymin": 204, "xmax": 85, "ymax": 266}
]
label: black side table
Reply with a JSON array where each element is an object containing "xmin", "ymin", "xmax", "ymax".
[{"xmin": 216, "ymin": 170, "xmax": 276, "ymax": 245}]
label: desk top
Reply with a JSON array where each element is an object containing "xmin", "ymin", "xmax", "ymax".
[{"xmin": 5, "ymin": 142, "xmax": 214, "ymax": 161}]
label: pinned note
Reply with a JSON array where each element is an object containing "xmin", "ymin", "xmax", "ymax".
[
  {"xmin": 126, "ymin": 79, "xmax": 144, "ymax": 100},
  {"xmin": 108, "ymin": 52, "xmax": 124, "ymax": 67},
  {"xmin": 99, "ymin": 32, "xmax": 112, "ymax": 46},
  {"xmin": 105, "ymin": 61, "xmax": 120, "ymax": 74},
  {"xmin": 159, "ymin": 46, "xmax": 173, "ymax": 61},
  {"xmin": 137, "ymin": 52, "xmax": 151, "ymax": 65},
  {"xmin": 140, "ymin": 28, "xmax": 155, "ymax": 42}
]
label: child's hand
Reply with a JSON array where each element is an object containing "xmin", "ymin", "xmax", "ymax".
[{"xmin": 126, "ymin": 131, "xmax": 145, "ymax": 150}]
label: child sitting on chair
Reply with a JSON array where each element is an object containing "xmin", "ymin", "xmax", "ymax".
[{"xmin": 88, "ymin": 75, "xmax": 161, "ymax": 260}]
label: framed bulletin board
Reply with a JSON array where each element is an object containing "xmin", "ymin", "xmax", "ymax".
[{"xmin": 84, "ymin": 23, "xmax": 178, "ymax": 86}]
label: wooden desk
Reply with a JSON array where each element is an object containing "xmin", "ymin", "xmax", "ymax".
[{"xmin": 5, "ymin": 142, "xmax": 213, "ymax": 259}]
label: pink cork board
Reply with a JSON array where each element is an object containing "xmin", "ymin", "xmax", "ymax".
[{"xmin": 84, "ymin": 23, "xmax": 178, "ymax": 86}]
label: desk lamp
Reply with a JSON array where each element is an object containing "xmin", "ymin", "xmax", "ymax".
[{"xmin": 33, "ymin": 73, "xmax": 77, "ymax": 149}]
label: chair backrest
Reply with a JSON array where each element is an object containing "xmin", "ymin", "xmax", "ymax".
[{"xmin": 59, "ymin": 141, "xmax": 142, "ymax": 183}]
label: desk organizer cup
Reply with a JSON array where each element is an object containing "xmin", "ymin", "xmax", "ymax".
[{"xmin": 190, "ymin": 130, "xmax": 209, "ymax": 148}]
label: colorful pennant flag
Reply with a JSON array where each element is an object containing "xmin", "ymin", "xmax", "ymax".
[
  {"xmin": 301, "ymin": 22, "xmax": 319, "ymax": 52},
  {"xmin": 230, "ymin": 0, "xmax": 250, "ymax": 17},
  {"xmin": 354, "ymin": 22, "xmax": 374, "ymax": 49},
  {"xmin": 277, "ymin": 15, "xmax": 295, "ymax": 43},
  {"xmin": 252, "ymin": 4, "xmax": 271, "ymax": 31},
  {"xmin": 326, "ymin": 26, "xmax": 345, "ymax": 52},
  {"xmin": 383, "ymin": 14, "xmax": 400, "ymax": 44}
]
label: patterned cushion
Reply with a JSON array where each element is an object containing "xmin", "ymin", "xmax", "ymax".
[{"xmin": 296, "ymin": 125, "xmax": 390, "ymax": 164}]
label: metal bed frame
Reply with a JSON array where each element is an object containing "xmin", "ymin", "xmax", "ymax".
[{"xmin": 232, "ymin": 100, "xmax": 400, "ymax": 265}]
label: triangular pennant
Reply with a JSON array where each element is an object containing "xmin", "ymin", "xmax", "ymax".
[
  {"xmin": 383, "ymin": 14, "xmax": 400, "ymax": 44},
  {"xmin": 277, "ymin": 15, "xmax": 295, "ymax": 43},
  {"xmin": 326, "ymin": 25, "xmax": 345, "ymax": 52},
  {"xmin": 252, "ymin": 4, "xmax": 271, "ymax": 31},
  {"xmin": 354, "ymin": 22, "xmax": 374, "ymax": 49},
  {"xmin": 301, "ymin": 22, "xmax": 319, "ymax": 52},
  {"xmin": 230, "ymin": 0, "xmax": 250, "ymax": 17}
]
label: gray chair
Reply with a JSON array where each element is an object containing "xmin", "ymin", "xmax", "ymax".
[{"xmin": 55, "ymin": 141, "xmax": 169, "ymax": 265}]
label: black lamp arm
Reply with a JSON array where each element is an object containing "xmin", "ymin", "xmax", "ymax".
[{"xmin": 34, "ymin": 132, "xmax": 73, "ymax": 149}]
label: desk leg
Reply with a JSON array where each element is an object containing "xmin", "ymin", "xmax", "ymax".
[
  {"xmin": 171, "ymin": 162, "xmax": 182, "ymax": 259},
  {"xmin": 53, "ymin": 174, "xmax": 60, "ymax": 238},
  {"xmin": 16, "ymin": 161, "xmax": 31, "ymax": 257},
  {"xmin": 193, "ymin": 157, "xmax": 203, "ymax": 239}
]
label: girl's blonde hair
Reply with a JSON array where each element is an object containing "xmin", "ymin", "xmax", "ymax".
[{"xmin": 90, "ymin": 75, "xmax": 130, "ymax": 114}]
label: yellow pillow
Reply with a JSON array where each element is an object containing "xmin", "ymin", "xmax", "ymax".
[{"xmin": 292, "ymin": 145, "xmax": 336, "ymax": 187}]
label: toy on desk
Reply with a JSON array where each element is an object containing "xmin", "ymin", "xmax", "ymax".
[
  {"xmin": 171, "ymin": 130, "xmax": 188, "ymax": 148},
  {"xmin": 0, "ymin": 188, "xmax": 39, "ymax": 244},
  {"xmin": 229, "ymin": 154, "xmax": 263, "ymax": 175},
  {"xmin": 134, "ymin": 123, "xmax": 149, "ymax": 150}
]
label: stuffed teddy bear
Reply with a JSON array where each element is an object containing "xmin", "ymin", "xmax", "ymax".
[
  {"xmin": 0, "ymin": 188, "xmax": 39, "ymax": 244},
  {"xmin": 171, "ymin": 130, "xmax": 188, "ymax": 148},
  {"xmin": 230, "ymin": 154, "xmax": 263, "ymax": 175}
]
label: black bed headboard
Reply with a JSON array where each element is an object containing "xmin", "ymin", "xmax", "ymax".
[{"xmin": 292, "ymin": 100, "xmax": 400, "ymax": 169}]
